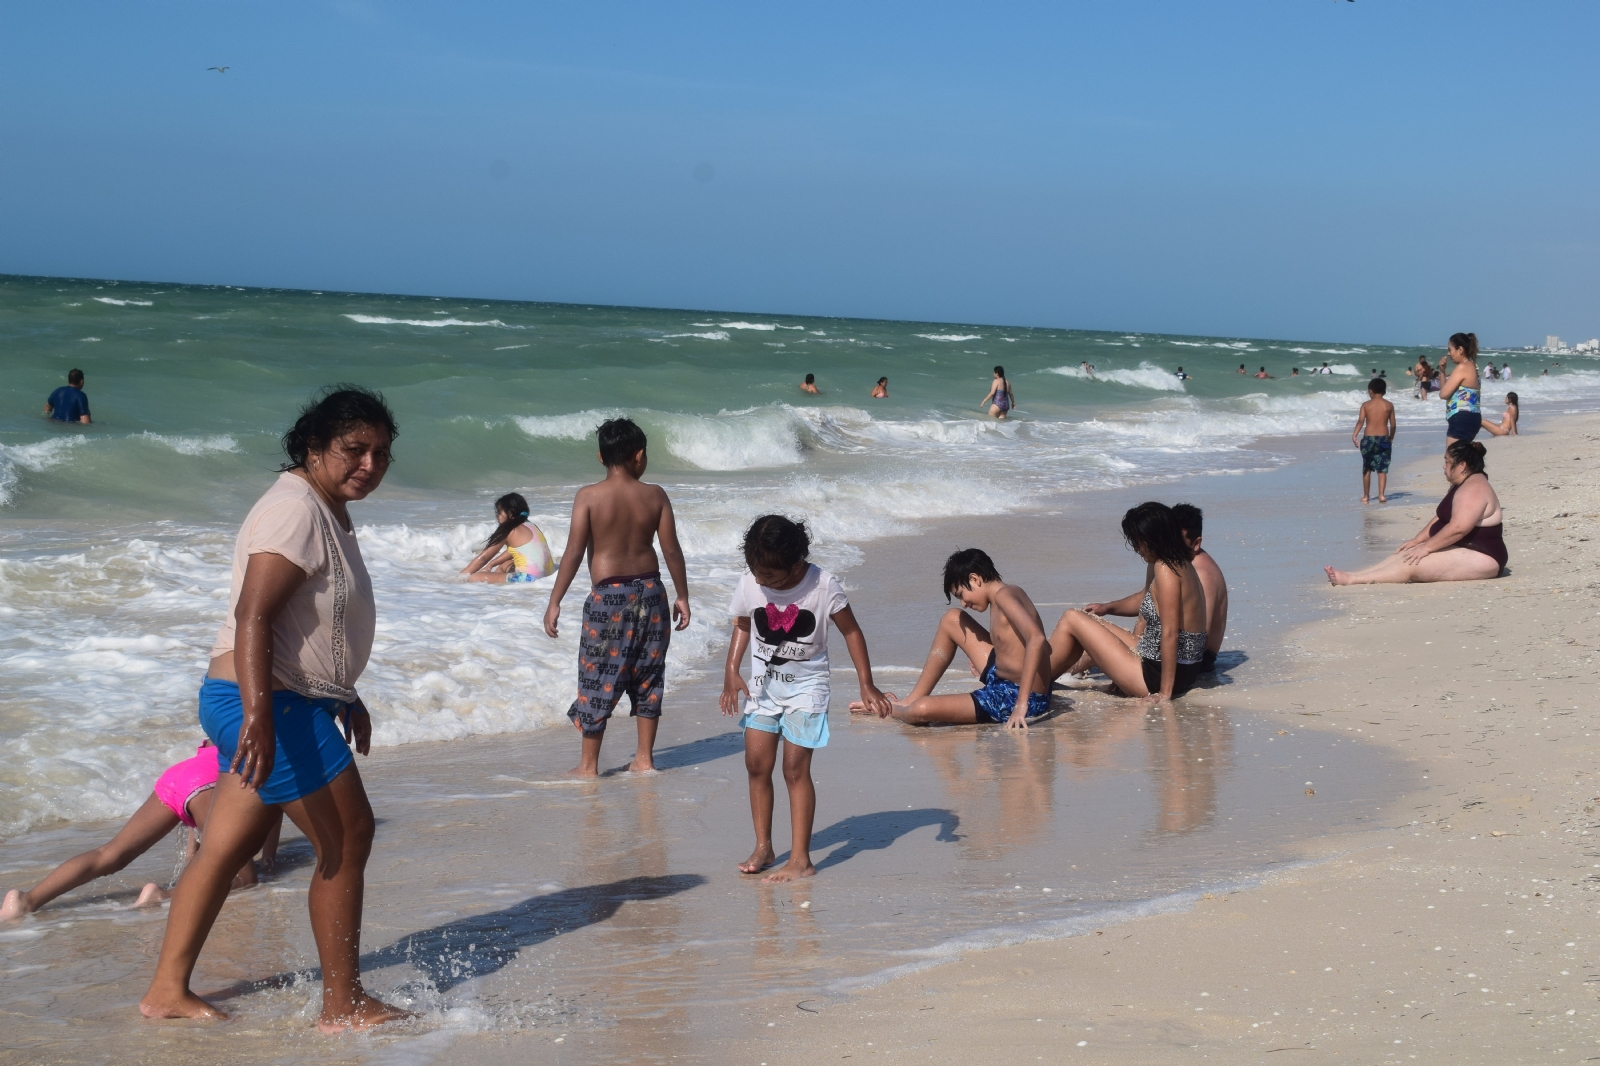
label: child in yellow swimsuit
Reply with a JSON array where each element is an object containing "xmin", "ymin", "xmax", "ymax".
[{"xmin": 462, "ymin": 492, "xmax": 555, "ymax": 583}]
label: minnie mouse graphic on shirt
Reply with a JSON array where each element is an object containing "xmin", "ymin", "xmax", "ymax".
[{"xmin": 728, "ymin": 564, "xmax": 850, "ymax": 682}]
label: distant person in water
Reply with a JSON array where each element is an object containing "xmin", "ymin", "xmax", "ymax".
[
  {"xmin": 851, "ymin": 548, "xmax": 1051, "ymax": 728},
  {"xmin": 1483, "ymin": 392, "xmax": 1519, "ymax": 436},
  {"xmin": 1291, "ymin": 368, "xmax": 1301, "ymax": 377},
  {"xmin": 871, "ymin": 377, "xmax": 889, "ymax": 399},
  {"xmin": 44, "ymin": 368, "xmax": 91, "ymax": 424},
  {"xmin": 980, "ymin": 365, "xmax": 1014, "ymax": 418},
  {"xmin": 1237, "ymin": 364, "xmax": 1247, "ymax": 374},
  {"xmin": 1081, "ymin": 361, "xmax": 1096, "ymax": 378},
  {"xmin": 1500, "ymin": 363, "xmax": 1512, "ymax": 381},
  {"xmin": 544, "ymin": 418, "xmax": 691, "ymax": 776},
  {"xmin": 720, "ymin": 515, "xmax": 889, "ymax": 882},
  {"xmin": 1, "ymin": 742, "xmax": 280, "ymax": 921},
  {"xmin": 800, "ymin": 373, "xmax": 819, "ymax": 395},
  {"xmin": 1254, "ymin": 367, "xmax": 1273, "ymax": 379},
  {"xmin": 1484, "ymin": 362, "xmax": 1500, "ymax": 381},
  {"xmin": 1353, "ymin": 377, "xmax": 1397, "ymax": 504},
  {"xmin": 1440, "ymin": 332, "xmax": 1482, "ymax": 452},
  {"xmin": 1325, "ymin": 441, "xmax": 1505, "ymax": 585},
  {"xmin": 461, "ymin": 493, "xmax": 554, "ymax": 583},
  {"xmin": 1174, "ymin": 366, "xmax": 1189, "ymax": 381}
]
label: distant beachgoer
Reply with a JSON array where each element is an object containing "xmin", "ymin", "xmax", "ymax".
[
  {"xmin": 1048, "ymin": 503, "xmax": 1209, "ymax": 700},
  {"xmin": 1174, "ymin": 366, "xmax": 1189, "ymax": 381},
  {"xmin": 1542, "ymin": 368, "xmax": 1550, "ymax": 377},
  {"xmin": 1325, "ymin": 441, "xmax": 1505, "ymax": 585},
  {"xmin": 461, "ymin": 492, "xmax": 554, "ymax": 584},
  {"xmin": 1, "ymin": 743, "xmax": 280, "ymax": 921},
  {"xmin": 851, "ymin": 548, "xmax": 1050, "ymax": 728},
  {"xmin": 721, "ymin": 516, "xmax": 889, "ymax": 882},
  {"xmin": 801, "ymin": 373, "xmax": 819, "ymax": 395},
  {"xmin": 1254, "ymin": 367, "xmax": 1273, "ymax": 379},
  {"xmin": 44, "ymin": 368, "xmax": 91, "ymax": 424},
  {"xmin": 1482, "ymin": 391, "xmax": 1519, "ymax": 436},
  {"xmin": 140, "ymin": 385, "xmax": 408, "ymax": 1031},
  {"xmin": 1441, "ymin": 332, "xmax": 1482, "ymax": 451},
  {"xmin": 1501, "ymin": 363, "xmax": 1512, "ymax": 381},
  {"xmin": 1081, "ymin": 361, "xmax": 1095, "ymax": 378},
  {"xmin": 1172, "ymin": 504, "xmax": 1228, "ymax": 672},
  {"xmin": 1484, "ymin": 363, "xmax": 1500, "ymax": 381},
  {"xmin": 1291, "ymin": 367, "xmax": 1301, "ymax": 377},
  {"xmin": 1236, "ymin": 364, "xmax": 1247, "ymax": 374},
  {"xmin": 980, "ymin": 365, "xmax": 1014, "ymax": 418},
  {"xmin": 1353, "ymin": 377, "xmax": 1397, "ymax": 504},
  {"xmin": 871, "ymin": 377, "xmax": 889, "ymax": 399},
  {"xmin": 543, "ymin": 418, "xmax": 690, "ymax": 777}
]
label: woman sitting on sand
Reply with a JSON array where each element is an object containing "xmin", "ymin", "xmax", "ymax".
[
  {"xmin": 461, "ymin": 492, "xmax": 554, "ymax": 583},
  {"xmin": 1046, "ymin": 502, "xmax": 1209, "ymax": 700},
  {"xmin": 1325, "ymin": 441, "xmax": 1505, "ymax": 585},
  {"xmin": 1482, "ymin": 391, "xmax": 1519, "ymax": 436}
]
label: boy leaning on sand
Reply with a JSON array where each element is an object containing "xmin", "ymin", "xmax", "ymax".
[
  {"xmin": 544, "ymin": 418, "xmax": 691, "ymax": 777},
  {"xmin": 1352, "ymin": 377, "xmax": 1397, "ymax": 504}
]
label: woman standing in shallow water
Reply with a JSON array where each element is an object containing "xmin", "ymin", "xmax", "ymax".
[{"xmin": 139, "ymin": 386, "xmax": 410, "ymax": 1032}]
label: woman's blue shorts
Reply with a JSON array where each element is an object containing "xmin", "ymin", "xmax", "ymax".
[{"xmin": 198, "ymin": 678, "xmax": 354, "ymax": 805}]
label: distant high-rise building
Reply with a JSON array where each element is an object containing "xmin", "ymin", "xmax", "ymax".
[{"xmin": 1547, "ymin": 335, "xmax": 1563, "ymax": 350}]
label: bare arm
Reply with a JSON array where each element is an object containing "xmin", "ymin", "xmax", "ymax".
[
  {"xmin": 1085, "ymin": 589, "xmax": 1145, "ymax": 617},
  {"xmin": 233, "ymin": 552, "xmax": 310, "ymax": 790},
  {"xmin": 1400, "ymin": 483, "xmax": 1489, "ymax": 563},
  {"xmin": 832, "ymin": 605, "xmax": 890, "ymax": 716},
  {"xmin": 656, "ymin": 490, "xmax": 691, "ymax": 631},
  {"xmin": 543, "ymin": 494, "xmax": 591, "ymax": 638},
  {"xmin": 461, "ymin": 544, "xmax": 506, "ymax": 575},
  {"xmin": 718, "ymin": 618, "xmax": 752, "ymax": 716},
  {"xmin": 1385, "ymin": 403, "xmax": 1396, "ymax": 438},
  {"xmin": 1352, "ymin": 406, "xmax": 1367, "ymax": 444},
  {"xmin": 994, "ymin": 588, "xmax": 1047, "ymax": 729},
  {"xmin": 1150, "ymin": 564, "xmax": 1180, "ymax": 700}
]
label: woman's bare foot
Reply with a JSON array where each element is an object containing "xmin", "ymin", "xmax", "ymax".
[
  {"xmin": 1361, "ymin": 495, "xmax": 1369, "ymax": 504},
  {"xmin": 738, "ymin": 845, "xmax": 776, "ymax": 874},
  {"xmin": 761, "ymin": 861, "xmax": 816, "ymax": 884},
  {"xmin": 134, "ymin": 883, "xmax": 169, "ymax": 908},
  {"xmin": 316, "ymin": 993, "xmax": 415, "ymax": 1034},
  {"xmin": 0, "ymin": 889, "xmax": 34, "ymax": 921},
  {"xmin": 140, "ymin": 988, "xmax": 227, "ymax": 1021},
  {"xmin": 1325, "ymin": 566, "xmax": 1352, "ymax": 586}
]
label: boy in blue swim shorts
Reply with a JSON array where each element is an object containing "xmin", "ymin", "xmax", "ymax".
[
  {"xmin": 851, "ymin": 548, "xmax": 1052, "ymax": 730},
  {"xmin": 720, "ymin": 515, "xmax": 890, "ymax": 883}
]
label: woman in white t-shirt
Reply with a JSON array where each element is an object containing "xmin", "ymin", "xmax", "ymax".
[
  {"xmin": 719, "ymin": 516, "xmax": 890, "ymax": 883},
  {"xmin": 140, "ymin": 387, "xmax": 409, "ymax": 1033}
]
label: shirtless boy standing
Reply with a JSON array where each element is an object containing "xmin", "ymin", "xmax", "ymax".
[
  {"xmin": 1353, "ymin": 377, "xmax": 1396, "ymax": 503},
  {"xmin": 852, "ymin": 548, "xmax": 1051, "ymax": 729},
  {"xmin": 544, "ymin": 418, "xmax": 691, "ymax": 775}
]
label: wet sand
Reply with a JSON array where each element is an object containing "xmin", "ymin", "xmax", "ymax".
[{"xmin": 0, "ymin": 431, "xmax": 1432, "ymax": 1064}]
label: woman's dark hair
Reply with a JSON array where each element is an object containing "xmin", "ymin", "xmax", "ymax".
[
  {"xmin": 281, "ymin": 384, "xmax": 398, "ymax": 471},
  {"xmin": 804, "ymin": 373, "xmax": 815, "ymax": 384},
  {"xmin": 1446, "ymin": 440, "xmax": 1487, "ymax": 476},
  {"xmin": 1120, "ymin": 501, "xmax": 1192, "ymax": 573},
  {"xmin": 1449, "ymin": 332, "xmax": 1479, "ymax": 362},
  {"xmin": 943, "ymin": 547, "xmax": 1001, "ymax": 601},
  {"xmin": 993, "ymin": 365, "xmax": 1005, "ymax": 377},
  {"xmin": 877, "ymin": 376, "xmax": 888, "ymax": 385},
  {"xmin": 1506, "ymin": 391, "xmax": 1519, "ymax": 406},
  {"xmin": 483, "ymin": 492, "xmax": 531, "ymax": 551},
  {"xmin": 597, "ymin": 417, "xmax": 647, "ymax": 467},
  {"xmin": 743, "ymin": 514, "xmax": 810, "ymax": 572}
]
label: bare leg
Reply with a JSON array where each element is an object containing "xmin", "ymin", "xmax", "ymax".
[
  {"xmin": 763, "ymin": 742, "xmax": 817, "ymax": 883},
  {"xmin": 1047, "ymin": 610, "xmax": 1149, "ymax": 697},
  {"xmin": 467, "ymin": 571, "xmax": 509, "ymax": 584},
  {"xmin": 1326, "ymin": 547, "xmax": 1501, "ymax": 586},
  {"xmin": 740, "ymin": 729, "xmax": 779, "ymax": 873},
  {"xmin": 629, "ymin": 715, "xmax": 659, "ymax": 773},
  {"xmin": 140, "ymin": 780, "xmax": 278, "ymax": 1020},
  {"xmin": 569, "ymin": 724, "xmax": 604, "ymax": 777},
  {"xmin": 1377, "ymin": 471, "xmax": 1388, "ymax": 503},
  {"xmin": 3, "ymin": 795, "xmax": 179, "ymax": 919},
  {"xmin": 1361, "ymin": 470, "xmax": 1371, "ymax": 504},
  {"xmin": 851, "ymin": 608, "xmax": 992, "ymax": 725}
]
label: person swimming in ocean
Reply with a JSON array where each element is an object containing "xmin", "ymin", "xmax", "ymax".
[
  {"xmin": 1, "ymin": 742, "xmax": 280, "ymax": 921},
  {"xmin": 800, "ymin": 373, "xmax": 820, "ymax": 395},
  {"xmin": 871, "ymin": 377, "xmax": 888, "ymax": 399},
  {"xmin": 461, "ymin": 492, "xmax": 555, "ymax": 584},
  {"xmin": 1254, "ymin": 367, "xmax": 1273, "ymax": 379},
  {"xmin": 980, "ymin": 365, "xmax": 1013, "ymax": 419}
]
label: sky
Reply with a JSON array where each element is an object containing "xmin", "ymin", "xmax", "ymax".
[{"xmin": 1, "ymin": 1, "xmax": 1595, "ymax": 346}]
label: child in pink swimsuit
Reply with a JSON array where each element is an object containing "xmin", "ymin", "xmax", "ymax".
[{"xmin": 0, "ymin": 743, "xmax": 280, "ymax": 920}]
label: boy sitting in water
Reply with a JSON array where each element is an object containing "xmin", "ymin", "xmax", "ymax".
[
  {"xmin": 1352, "ymin": 377, "xmax": 1396, "ymax": 504},
  {"xmin": 544, "ymin": 418, "xmax": 691, "ymax": 776},
  {"xmin": 852, "ymin": 548, "xmax": 1051, "ymax": 729}
]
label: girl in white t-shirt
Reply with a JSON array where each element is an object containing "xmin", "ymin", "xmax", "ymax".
[{"xmin": 719, "ymin": 515, "xmax": 891, "ymax": 883}]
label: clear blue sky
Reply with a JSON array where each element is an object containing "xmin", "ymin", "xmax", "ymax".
[{"xmin": 2, "ymin": 2, "xmax": 1595, "ymax": 345}]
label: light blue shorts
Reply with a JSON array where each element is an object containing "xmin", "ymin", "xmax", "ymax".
[
  {"xmin": 739, "ymin": 672, "xmax": 831, "ymax": 749},
  {"xmin": 198, "ymin": 678, "xmax": 354, "ymax": 805}
]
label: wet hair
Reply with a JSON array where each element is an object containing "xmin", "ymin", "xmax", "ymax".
[
  {"xmin": 943, "ymin": 547, "xmax": 1000, "ymax": 601},
  {"xmin": 67, "ymin": 368, "xmax": 84, "ymax": 386},
  {"xmin": 743, "ymin": 514, "xmax": 810, "ymax": 572},
  {"xmin": 1369, "ymin": 377, "xmax": 1387, "ymax": 395},
  {"xmin": 597, "ymin": 417, "xmax": 647, "ymax": 466},
  {"xmin": 482, "ymin": 492, "xmax": 531, "ymax": 551},
  {"xmin": 804, "ymin": 373, "xmax": 815, "ymax": 384},
  {"xmin": 1506, "ymin": 391, "xmax": 1519, "ymax": 406},
  {"xmin": 993, "ymin": 366, "xmax": 1005, "ymax": 377},
  {"xmin": 1258, "ymin": 367, "xmax": 1266, "ymax": 373},
  {"xmin": 877, "ymin": 376, "xmax": 888, "ymax": 385},
  {"xmin": 281, "ymin": 384, "xmax": 398, "ymax": 471},
  {"xmin": 1448, "ymin": 332, "xmax": 1479, "ymax": 362},
  {"xmin": 1446, "ymin": 440, "xmax": 1487, "ymax": 476},
  {"xmin": 1171, "ymin": 502, "xmax": 1203, "ymax": 541},
  {"xmin": 1120, "ymin": 501, "xmax": 1191, "ymax": 573}
]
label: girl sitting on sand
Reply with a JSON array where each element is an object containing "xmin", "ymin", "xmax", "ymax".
[
  {"xmin": 1325, "ymin": 441, "xmax": 1505, "ymax": 585},
  {"xmin": 0, "ymin": 742, "xmax": 279, "ymax": 920},
  {"xmin": 1483, "ymin": 391, "xmax": 1519, "ymax": 436},
  {"xmin": 461, "ymin": 492, "xmax": 555, "ymax": 583}
]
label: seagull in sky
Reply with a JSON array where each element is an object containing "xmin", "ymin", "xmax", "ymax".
[{"xmin": 207, "ymin": 66, "xmax": 229, "ymax": 73}]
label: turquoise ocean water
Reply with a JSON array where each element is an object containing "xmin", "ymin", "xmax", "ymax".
[{"xmin": 2, "ymin": 272, "xmax": 1594, "ymax": 837}]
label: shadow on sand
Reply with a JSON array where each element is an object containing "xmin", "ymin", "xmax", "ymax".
[{"xmin": 777, "ymin": 808, "xmax": 961, "ymax": 873}]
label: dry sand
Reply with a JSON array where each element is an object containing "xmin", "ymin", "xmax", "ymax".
[{"xmin": 723, "ymin": 415, "xmax": 1600, "ymax": 1064}]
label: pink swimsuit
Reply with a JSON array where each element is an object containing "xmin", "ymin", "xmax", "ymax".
[{"xmin": 152, "ymin": 744, "xmax": 220, "ymax": 827}]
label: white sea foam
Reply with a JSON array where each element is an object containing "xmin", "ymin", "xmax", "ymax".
[
  {"xmin": 513, "ymin": 410, "xmax": 623, "ymax": 441},
  {"xmin": 1286, "ymin": 346, "xmax": 1369, "ymax": 356},
  {"xmin": 494, "ymin": 344, "xmax": 531, "ymax": 351},
  {"xmin": 343, "ymin": 314, "xmax": 518, "ymax": 328},
  {"xmin": 79, "ymin": 337, "xmax": 100, "ymax": 342},
  {"xmin": 916, "ymin": 333, "xmax": 982, "ymax": 342},
  {"xmin": 659, "ymin": 331, "xmax": 730, "ymax": 341},
  {"xmin": 0, "ymin": 438, "xmax": 82, "ymax": 507},
  {"xmin": 1046, "ymin": 362, "xmax": 1186, "ymax": 392},
  {"xmin": 92, "ymin": 297, "xmax": 153, "ymax": 307},
  {"xmin": 137, "ymin": 433, "xmax": 240, "ymax": 456},
  {"xmin": 716, "ymin": 321, "xmax": 777, "ymax": 330}
]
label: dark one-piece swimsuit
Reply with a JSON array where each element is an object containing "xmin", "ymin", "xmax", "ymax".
[{"xmin": 1430, "ymin": 476, "xmax": 1508, "ymax": 569}]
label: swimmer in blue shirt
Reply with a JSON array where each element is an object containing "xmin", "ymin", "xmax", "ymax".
[{"xmin": 44, "ymin": 369, "xmax": 91, "ymax": 424}]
